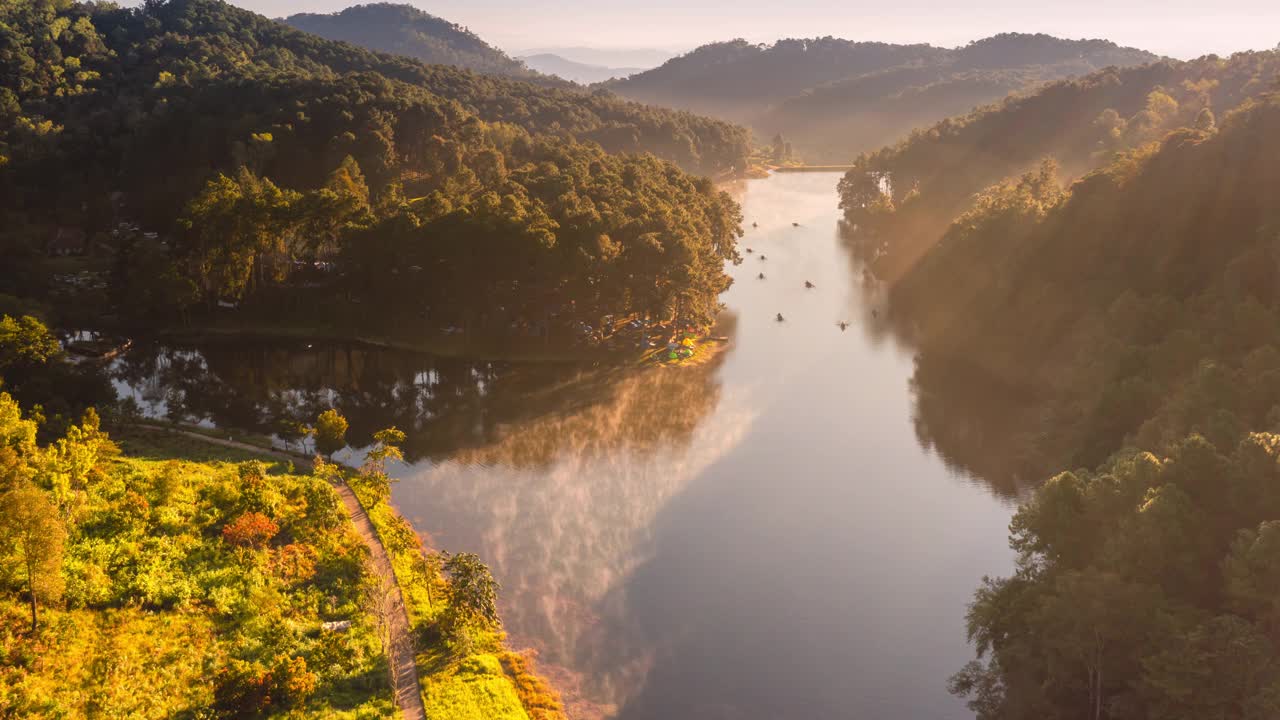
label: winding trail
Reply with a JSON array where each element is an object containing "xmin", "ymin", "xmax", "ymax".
[{"xmin": 129, "ymin": 425, "xmax": 427, "ymax": 720}]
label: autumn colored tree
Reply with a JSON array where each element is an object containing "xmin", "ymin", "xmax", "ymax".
[
  {"xmin": 0, "ymin": 483, "xmax": 66, "ymax": 631},
  {"xmin": 222, "ymin": 511, "xmax": 279, "ymax": 549}
]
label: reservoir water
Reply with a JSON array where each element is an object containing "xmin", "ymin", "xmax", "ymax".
[{"xmin": 113, "ymin": 171, "xmax": 1015, "ymax": 719}]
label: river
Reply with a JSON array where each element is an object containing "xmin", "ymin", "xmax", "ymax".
[{"xmin": 112, "ymin": 171, "xmax": 1015, "ymax": 719}]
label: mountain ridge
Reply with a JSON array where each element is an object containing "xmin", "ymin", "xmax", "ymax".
[{"xmin": 609, "ymin": 33, "xmax": 1161, "ymax": 160}]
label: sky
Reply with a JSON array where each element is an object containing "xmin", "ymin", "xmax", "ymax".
[{"xmin": 234, "ymin": 0, "xmax": 1280, "ymax": 61}]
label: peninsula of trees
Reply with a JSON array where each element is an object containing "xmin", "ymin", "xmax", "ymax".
[{"xmin": 0, "ymin": 0, "xmax": 748, "ymax": 344}]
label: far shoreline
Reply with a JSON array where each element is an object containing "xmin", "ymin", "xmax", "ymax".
[{"xmin": 140, "ymin": 321, "xmax": 732, "ymax": 369}]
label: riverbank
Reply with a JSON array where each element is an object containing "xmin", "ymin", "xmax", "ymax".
[
  {"xmin": 152, "ymin": 320, "xmax": 732, "ymax": 370},
  {"xmin": 771, "ymin": 164, "xmax": 856, "ymax": 172},
  {"xmin": 118, "ymin": 424, "xmax": 567, "ymax": 720}
]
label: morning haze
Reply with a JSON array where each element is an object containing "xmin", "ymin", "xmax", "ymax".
[
  {"xmin": 232, "ymin": 0, "xmax": 1278, "ymax": 58},
  {"xmin": 6, "ymin": 0, "xmax": 1280, "ymax": 718}
]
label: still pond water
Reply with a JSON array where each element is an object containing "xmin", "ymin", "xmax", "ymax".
[{"xmin": 114, "ymin": 172, "xmax": 1014, "ymax": 719}]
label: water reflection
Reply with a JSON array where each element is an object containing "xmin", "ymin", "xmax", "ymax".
[
  {"xmin": 110, "ymin": 172, "xmax": 1018, "ymax": 720},
  {"xmin": 112, "ymin": 339, "xmax": 736, "ymax": 466},
  {"xmin": 391, "ymin": 351, "xmax": 750, "ymax": 718},
  {"xmin": 909, "ymin": 353, "xmax": 1042, "ymax": 497}
]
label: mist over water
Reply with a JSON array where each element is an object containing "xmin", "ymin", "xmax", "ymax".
[
  {"xmin": 388, "ymin": 172, "xmax": 1016, "ymax": 719},
  {"xmin": 110, "ymin": 172, "xmax": 1016, "ymax": 719}
]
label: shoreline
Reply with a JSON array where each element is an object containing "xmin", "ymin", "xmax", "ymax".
[{"xmin": 146, "ymin": 322, "xmax": 732, "ymax": 368}]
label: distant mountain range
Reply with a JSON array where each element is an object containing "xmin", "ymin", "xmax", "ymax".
[
  {"xmin": 608, "ymin": 34, "xmax": 1162, "ymax": 161},
  {"xmin": 519, "ymin": 53, "xmax": 644, "ymax": 83},
  {"xmin": 517, "ymin": 46, "xmax": 677, "ymax": 69},
  {"xmin": 282, "ymin": 2, "xmax": 536, "ymax": 77}
]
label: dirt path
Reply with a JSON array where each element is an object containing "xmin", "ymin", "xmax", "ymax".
[{"xmin": 129, "ymin": 426, "xmax": 427, "ymax": 720}]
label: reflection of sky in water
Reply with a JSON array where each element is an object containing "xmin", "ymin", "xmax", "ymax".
[
  {"xmin": 391, "ymin": 372, "xmax": 757, "ymax": 717},
  {"xmin": 110, "ymin": 173, "xmax": 1018, "ymax": 720},
  {"xmin": 390, "ymin": 173, "xmax": 1015, "ymax": 719}
]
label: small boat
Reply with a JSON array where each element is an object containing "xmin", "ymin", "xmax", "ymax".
[
  {"xmin": 776, "ymin": 313, "xmax": 785, "ymax": 322},
  {"xmin": 758, "ymin": 272, "xmax": 766, "ymax": 279},
  {"xmin": 760, "ymin": 255, "xmax": 767, "ymax": 261},
  {"xmin": 837, "ymin": 321, "xmax": 849, "ymax": 331},
  {"xmin": 792, "ymin": 222, "xmax": 801, "ymax": 227},
  {"xmin": 752, "ymin": 222, "xmax": 759, "ymax": 228},
  {"xmin": 804, "ymin": 281, "xmax": 815, "ymax": 289},
  {"xmin": 746, "ymin": 247, "xmax": 753, "ymax": 253}
]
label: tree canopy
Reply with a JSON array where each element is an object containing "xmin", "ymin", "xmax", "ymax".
[
  {"xmin": 283, "ymin": 3, "xmax": 537, "ymax": 79},
  {"xmin": 0, "ymin": 0, "xmax": 746, "ymax": 339},
  {"xmin": 840, "ymin": 48, "xmax": 1280, "ymax": 281},
  {"xmin": 875, "ymin": 84, "xmax": 1280, "ymax": 718}
]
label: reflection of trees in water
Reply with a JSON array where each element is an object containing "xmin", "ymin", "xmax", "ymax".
[
  {"xmin": 112, "ymin": 336, "xmax": 749, "ymax": 716},
  {"xmin": 909, "ymin": 351, "xmax": 1041, "ymax": 498},
  {"xmin": 112, "ymin": 341, "xmax": 656, "ymax": 463},
  {"xmin": 392, "ymin": 353, "xmax": 753, "ymax": 719}
]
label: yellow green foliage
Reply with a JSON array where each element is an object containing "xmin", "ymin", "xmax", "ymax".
[
  {"xmin": 421, "ymin": 653, "xmax": 530, "ymax": 720},
  {"xmin": 342, "ymin": 464, "xmax": 566, "ymax": 720},
  {"xmin": 0, "ymin": 413, "xmax": 394, "ymax": 718}
]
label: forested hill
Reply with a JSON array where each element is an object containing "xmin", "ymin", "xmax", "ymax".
[
  {"xmin": 0, "ymin": 0, "xmax": 744, "ymax": 338},
  {"xmin": 887, "ymin": 93, "xmax": 1280, "ymax": 720},
  {"xmin": 840, "ymin": 49, "xmax": 1280, "ymax": 282},
  {"xmin": 609, "ymin": 38, "xmax": 943, "ymax": 120},
  {"xmin": 135, "ymin": 0, "xmax": 750, "ymax": 176},
  {"xmin": 608, "ymin": 34, "xmax": 1158, "ymax": 160},
  {"xmin": 283, "ymin": 3, "xmax": 534, "ymax": 78}
]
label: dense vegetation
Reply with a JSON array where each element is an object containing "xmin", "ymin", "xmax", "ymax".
[
  {"xmin": 841, "ymin": 49, "xmax": 1280, "ymax": 281},
  {"xmin": 610, "ymin": 34, "xmax": 1157, "ymax": 160},
  {"xmin": 283, "ymin": 3, "xmax": 535, "ymax": 78},
  {"xmin": 875, "ymin": 83, "xmax": 1280, "ymax": 715},
  {"xmin": 0, "ymin": 318, "xmax": 567, "ymax": 717},
  {"xmin": 894, "ymin": 92, "xmax": 1280, "ymax": 480},
  {"xmin": 1, "ymin": 0, "xmax": 747, "ymax": 340},
  {"xmin": 0, "ymin": 397, "xmax": 396, "ymax": 717},
  {"xmin": 953, "ymin": 434, "xmax": 1280, "ymax": 719}
]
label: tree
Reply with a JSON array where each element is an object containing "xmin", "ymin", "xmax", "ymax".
[
  {"xmin": 313, "ymin": 409, "xmax": 348, "ymax": 459},
  {"xmin": 0, "ymin": 483, "xmax": 66, "ymax": 631},
  {"xmin": 222, "ymin": 511, "xmax": 279, "ymax": 549},
  {"xmin": 358, "ymin": 426, "xmax": 405, "ymax": 504},
  {"xmin": 1139, "ymin": 615, "xmax": 1280, "ymax": 720},
  {"xmin": 1033, "ymin": 570, "xmax": 1162, "ymax": 720},
  {"xmin": 1195, "ymin": 107, "xmax": 1217, "ymax": 132},
  {"xmin": 276, "ymin": 419, "xmax": 311, "ymax": 454},
  {"xmin": 770, "ymin": 133, "xmax": 788, "ymax": 163},
  {"xmin": 0, "ymin": 314, "xmax": 61, "ymax": 375},
  {"xmin": 442, "ymin": 552, "xmax": 500, "ymax": 630}
]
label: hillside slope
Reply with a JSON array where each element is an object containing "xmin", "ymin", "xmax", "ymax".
[
  {"xmin": 520, "ymin": 53, "xmax": 644, "ymax": 83},
  {"xmin": 283, "ymin": 3, "xmax": 532, "ymax": 77},
  {"xmin": 840, "ymin": 49, "xmax": 1280, "ymax": 282},
  {"xmin": 0, "ymin": 0, "xmax": 745, "ymax": 343},
  {"xmin": 610, "ymin": 34, "xmax": 1159, "ymax": 160},
  {"xmin": 889, "ymin": 94, "xmax": 1280, "ymax": 720}
]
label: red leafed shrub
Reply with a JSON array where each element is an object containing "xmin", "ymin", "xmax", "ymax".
[
  {"xmin": 273, "ymin": 543, "xmax": 318, "ymax": 582},
  {"xmin": 222, "ymin": 512, "xmax": 279, "ymax": 549}
]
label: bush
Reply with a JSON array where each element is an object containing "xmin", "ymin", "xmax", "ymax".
[{"xmin": 222, "ymin": 512, "xmax": 279, "ymax": 549}]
